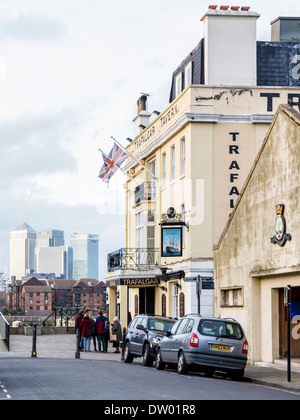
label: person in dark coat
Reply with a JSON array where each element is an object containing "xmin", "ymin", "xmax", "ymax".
[
  {"xmin": 112, "ymin": 317, "xmax": 122, "ymax": 354},
  {"xmin": 79, "ymin": 311, "xmax": 94, "ymax": 352},
  {"xmin": 95, "ymin": 310, "xmax": 107, "ymax": 352},
  {"xmin": 103, "ymin": 312, "xmax": 110, "ymax": 352},
  {"xmin": 75, "ymin": 309, "xmax": 85, "ymax": 350}
]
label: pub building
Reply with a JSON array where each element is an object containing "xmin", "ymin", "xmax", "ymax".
[{"xmin": 105, "ymin": 6, "xmax": 300, "ymax": 330}]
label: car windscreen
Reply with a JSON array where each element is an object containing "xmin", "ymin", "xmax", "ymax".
[
  {"xmin": 148, "ymin": 319, "xmax": 175, "ymax": 332},
  {"xmin": 198, "ymin": 319, "xmax": 244, "ymax": 340}
]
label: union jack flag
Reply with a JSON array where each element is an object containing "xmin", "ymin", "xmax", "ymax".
[{"xmin": 99, "ymin": 142, "xmax": 128, "ymax": 184}]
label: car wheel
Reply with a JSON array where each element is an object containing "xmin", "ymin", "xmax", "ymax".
[
  {"xmin": 124, "ymin": 342, "xmax": 134, "ymax": 363},
  {"xmin": 177, "ymin": 351, "xmax": 189, "ymax": 375},
  {"xmin": 155, "ymin": 349, "xmax": 165, "ymax": 370},
  {"xmin": 143, "ymin": 343, "xmax": 153, "ymax": 367}
]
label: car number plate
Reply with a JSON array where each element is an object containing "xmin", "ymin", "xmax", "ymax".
[{"xmin": 211, "ymin": 344, "xmax": 231, "ymax": 352}]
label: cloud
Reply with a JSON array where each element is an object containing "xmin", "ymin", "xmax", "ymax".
[
  {"xmin": 0, "ymin": 14, "xmax": 67, "ymax": 42},
  {"xmin": 0, "ymin": 109, "xmax": 80, "ymax": 181}
]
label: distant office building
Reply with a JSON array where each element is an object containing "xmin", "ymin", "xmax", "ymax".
[
  {"xmin": 36, "ymin": 229, "xmax": 65, "ymax": 248},
  {"xmin": 35, "ymin": 246, "xmax": 73, "ymax": 279},
  {"xmin": 70, "ymin": 234, "xmax": 99, "ymax": 281},
  {"xmin": 34, "ymin": 229, "xmax": 73, "ymax": 279},
  {"xmin": 10, "ymin": 222, "xmax": 36, "ymax": 280}
]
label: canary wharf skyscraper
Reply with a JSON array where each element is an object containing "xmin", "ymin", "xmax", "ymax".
[
  {"xmin": 70, "ymin": 233, "xmax": 99, "ymax": 281},
  {"xmin": 10, "ymin": 222, "xmax": 36, "ymax": 280}
]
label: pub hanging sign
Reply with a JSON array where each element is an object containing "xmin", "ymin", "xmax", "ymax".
[{"xmin": 159, "ymin": 207, "xmax": 189, "ymax": 258}]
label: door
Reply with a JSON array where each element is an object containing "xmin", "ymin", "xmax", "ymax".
[
  {"xmin": 139, "ymin": 287, "xmax": 155, "ymax": 315},
  {"xmin": 171, "ymin": 318, "xmax": 191, "ymax": 362},
  {"xmin": 135, "ymin": 317, "xmax": 148, "ymax": 356},
  {"xmin": 279, "ymin": 287, "xmax": 300, "ymax": 358},
  {"xmin": 161, "ymin": 319, "xmax": 182, "ymax": 363}
]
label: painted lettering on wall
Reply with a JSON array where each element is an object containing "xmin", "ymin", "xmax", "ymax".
[
  {"xmin": 229, "ymin": 132, "xmax": 240, "ymax": 209},
  {"xmin": 260, "ymin": 92, "xmax": 300, "ymax": 112}
]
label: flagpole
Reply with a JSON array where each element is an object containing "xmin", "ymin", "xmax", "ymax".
[
  {"xmin": 110, "ymin": 136, "xmax": 158, "ymax": 182},
  {"xmin": 98, "ymin": 147, "xmax": 139, "ymax": 186}
]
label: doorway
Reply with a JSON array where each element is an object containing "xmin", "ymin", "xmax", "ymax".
[
  {"xmin": 279, "ymin": 287, "xmax": 300, "ymax": 358},
  {"xmin": 139, "ymin": 287, "xmax": 155, "ymax": 315}
]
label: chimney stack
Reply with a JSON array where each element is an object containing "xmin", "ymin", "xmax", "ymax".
[
  {"xmin": 201, "ymin": 6, "xmax": 260, "ymax": 86},
  {"xmin": 133, "ymin": 95, "xmax": 151, "ymax": 137}
]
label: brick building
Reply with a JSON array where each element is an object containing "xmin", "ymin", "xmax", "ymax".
[{"xmin": 8, "ymin": 276, "xmax": 106, "ymax": 315}]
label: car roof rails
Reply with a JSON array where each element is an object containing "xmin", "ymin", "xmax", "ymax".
[
  {"xmin": 135, "ymin": 314, "xmax": 177, "ymax": 320},
  {"xmin": 184, "ymin": 313, "xmax": 202, "ymax": 317},
  {"xmin": 222, "ymin": 317, "xmax": 238, "ymax": 323}
]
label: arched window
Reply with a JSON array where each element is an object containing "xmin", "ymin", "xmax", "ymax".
[
  {"xmin": 162, "ymin": 294, "xmax": 166, "ymax": 317},
  {"xmin": 179, "ymin": 292, "xmax": 185, "ymax": 318},
  {"xmin": 134, "ymin": 294, "xmax": 138, "ymax": 316}
]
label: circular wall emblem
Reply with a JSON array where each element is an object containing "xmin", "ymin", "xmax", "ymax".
[
  {"xmin": 167, "ymin": 207, "xmax": 176, "ymax": 219},
  {"xmin": 275, "ymin": 215, "xmax": 284, "ymax": 241}
]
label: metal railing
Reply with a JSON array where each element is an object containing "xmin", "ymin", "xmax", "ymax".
[
  {"xmin": 135, "ymin": 181, "xmax": 156, "ymax": 204},
  {"xmin": 42, "ymin": 307, "xmax": 80, "ymax": 330},
  {"xmin": 0, "ymin": 312, "xmax": 10, "ymax": 351},
  {"xmin": 107, "ymin": 248, "xmax": 158, "ymax": 272}
]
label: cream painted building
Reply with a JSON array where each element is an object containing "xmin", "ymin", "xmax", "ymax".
[
  {"xmin": 105, "ymin": 7, "xmax": 300, "ymax": 329},
  {"xmin": 214, "ymin": 105, "xmax": 300, "ymax": 364}
]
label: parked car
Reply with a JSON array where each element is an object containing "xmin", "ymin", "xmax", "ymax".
[
  {"xmin": 123, "ymin": 314, "xmax": 177, "ymax": 366},
  {"xmin": 155, "ymin": 315, "xmax": 248, "ymax": 380}
]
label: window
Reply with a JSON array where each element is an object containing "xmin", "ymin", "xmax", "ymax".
[
  {"xmin": 185, "ymin": 319, "xmax": 194, "ymax": 334},
  {"xmin": 171, "ymin": 146, "xmax": 175, "ymax": 182},
  {"xmin": 176, "ymin": 318, "xmax": 190, "ymax": 335},
  {"xmin": 148, "ymin": 158, "xmax": 156, "ymax": 200},
  {"xmin": 162, "ymin": 153, "xmax": 166, "ymax": 188},
  {"xmin": 170, "ymin": 320, "xmax": 181, "ymax": 335},
  {"xmin": 181, "ymin": 204, "xmax": 185, "ymax": 248},
  {"xmin": 175, "ymin": 73, "xmax": 182, "ymax": 98},
  {"xmin": 172, "ymin": 283, "xmax": 179, "ymax": 318},
  {"xmin": 135, "ymin": 212, "xmax": 144, "ymax": 248},
  {"xmin": 221, "ymin": 288, "xmax": 243, "ymax": 307},
  {"xmin": 140, "ymin": 317, "xmax": 147, "ymax": 328},
  {"xmin": 180, "ymin": 138, "xmax": 185, "ymax": 177},
  {"xmin": 185, "ymin": 62, "xmax": 193, "ymax": 87},
  {"xmin": 199, "ymin": 319, "xmax": 244, "ymax": 340}
]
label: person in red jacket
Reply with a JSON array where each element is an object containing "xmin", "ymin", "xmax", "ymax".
[{"xmin": 80, "ymin": 311, "xmax": 94, "ymax": 352}]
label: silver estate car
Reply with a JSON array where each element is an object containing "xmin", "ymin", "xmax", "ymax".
[{"xmin": 155, "ymin": 315, "xmax": 248, "ymax": 380}]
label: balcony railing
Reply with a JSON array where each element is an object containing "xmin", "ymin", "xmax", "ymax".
[
  {"xmin": 107, "ymin": 248, "xmax": 158, "ymax": 272},
  {"xmin": 135, "ymin": 182, "xmax": 156, "ymax": 205}
]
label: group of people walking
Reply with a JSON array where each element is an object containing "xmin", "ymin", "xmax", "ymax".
[{"xmin": 75, "ymin": 309, "xmax": 122, "ymax": 354}]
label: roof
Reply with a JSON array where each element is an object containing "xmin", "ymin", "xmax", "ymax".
[
  {"xmin": 14, "ymin": 222, "xmax": 36, "ymax": 233},
  {"xmin": 51, "ymin": 279, "xmax": 76, "ymax": 290},
  {"xmin": 73, "ymin": 279, "xmax": 105, "ymax": 288},
  {"xmin": 23, "ymin": 285, "xmax": 51, "ymax": 293}
]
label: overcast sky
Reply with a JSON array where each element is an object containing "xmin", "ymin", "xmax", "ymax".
[{"xmin": 1, "ymin": 0, "xmax": 300, "ymax": 281}]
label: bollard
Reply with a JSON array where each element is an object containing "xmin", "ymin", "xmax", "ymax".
[
  {"xmin": 75, "ymin": 328, "xmax": 81, "ymax": 359},
  {"xmin": 31, "ymin": 324, "xmax": 37, "ymax": 358},
  {"xmin": 121, "ymin": 327, "xmax": 127, "ymax": 361}
]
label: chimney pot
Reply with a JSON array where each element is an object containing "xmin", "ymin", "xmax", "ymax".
[
  {"xmin": 137, "ymin": 95, "xmax": 148, "ymax": 114},
  {"xmin": 231, "ymin": 6, "xmax": 240, "ymax": 11},
  {"xmin": 241, "ymin": 6, "xmax": 250, "ymax": 11},
  {"xmin": 209, "ymin": 5, "xmax": 218, "ymax": 9},
  {"xmin": 220, "ymin": 6, "xmax": 229, "ymax": 10}
]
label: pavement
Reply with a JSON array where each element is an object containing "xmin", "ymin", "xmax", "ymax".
[{"xmin": 2, "ymin": 334, "xmax": 300, "ymax": 394}]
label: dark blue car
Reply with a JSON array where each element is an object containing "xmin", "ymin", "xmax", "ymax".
[{"xmin": 123, "ymin": 314, "xmax": 177, "ymax": 366}]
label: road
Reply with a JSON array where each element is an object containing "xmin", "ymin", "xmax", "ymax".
[{"xmin": 1, "ymin": 357, "xmax": 300, "ymax": 402}]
